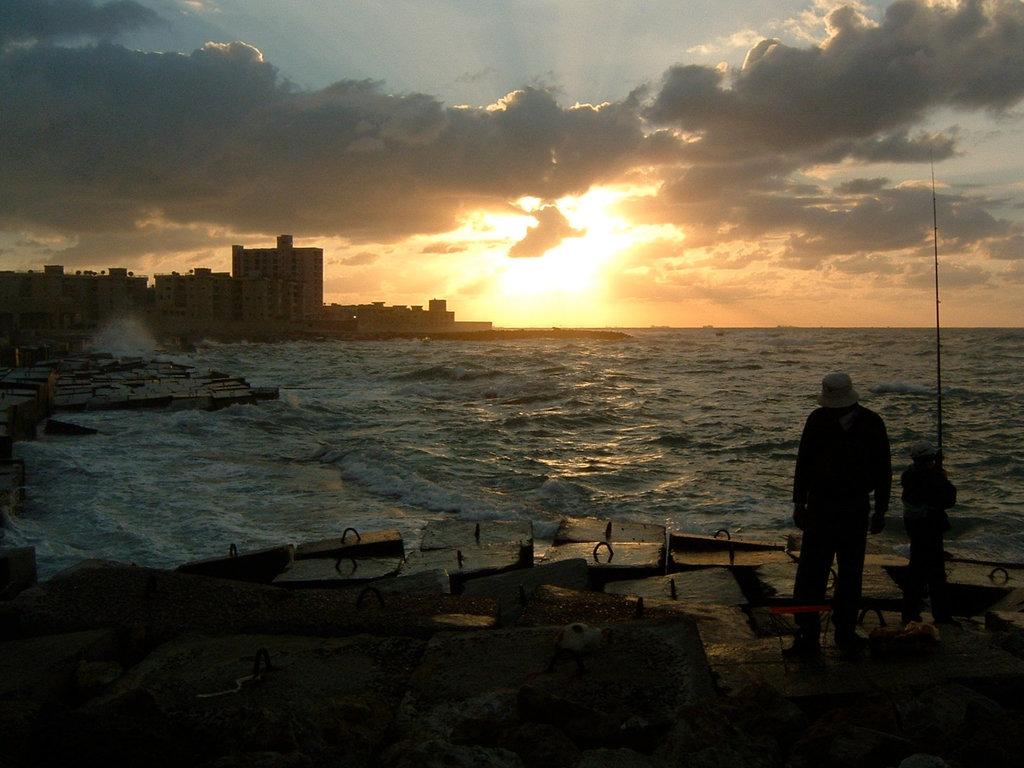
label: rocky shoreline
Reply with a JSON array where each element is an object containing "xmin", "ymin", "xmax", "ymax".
[{"xmin": 2, "ymin": 548, "xmax": 1024, "ymax": 768}]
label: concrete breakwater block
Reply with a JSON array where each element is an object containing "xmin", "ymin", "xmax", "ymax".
[
  {"xmin": 419, "ymin": 519, "xmax": 533, "ymax": 561},
  {"xmin": 517, "ymin": 584, "xmax": 696, "ymax": 628},
  {"xmin": 272, "ymin": 555, "xmax": 403, "ymax": 588},
  {"xmin": 0, "ymin": 459, "xmax": 25, "ymax": 524},
  {"xmin": 745, "ymin": 560, "xmax": 799, "ymax": 604},
  {"xmin": 0, "ymin": 628, "xmax": 121, "ymax": 706},
  {"xmin": 393, "ymin": 619, "xmax": 716, "ymax": 744},
  {"xmin": 38, "ymin": 632, "xmax": 428, "ymax": 768},
  {"xmin": 397, "ymin": 519, "xmax": 535, "ymax": 593},
  {"xmin": 42, "ymin": 418, "xmax": 98, "ymax": 435},
  {"xmin": 461, "ymin": 558, "xmax": 590, "ymax": 628},
  {"xmin": 0, "ymin": 546, "xmax": 37, "ymax": 600},
  {"xmin": 669, "ymin": 531, "xmax": 793, "ymax": 569},
  {"xmin": 0, "ymin": 561, "xmax": 500, "ymax": 644},
  {"xmin": 553, "ymin": 515, "xmax": 665, "ymax": 545},
  {"xmin": 541, "ymin": 541, "xmax": 666, "ymax": 586},
  {"xmin": 176, "ymin": 543, "xmax": 295, "ymax": 584},
  {"xmin": 295, "ymin": 528, "xmax": 405, "ymax": 560},
  {"xmin": 401, "ymin": 543, "xmax": 528, "ymax": 590},
  {"xmin": 604, "ymin": 569, "xmax": 748, "ymax": 607}
]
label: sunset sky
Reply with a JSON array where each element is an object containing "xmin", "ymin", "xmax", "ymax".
[{"xmin": 2, "ymin": 0, "xmax": 1023, "ymax": 328}]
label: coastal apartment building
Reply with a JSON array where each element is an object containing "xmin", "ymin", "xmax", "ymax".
[
  {"xmin": 0, "ymin": 265, "xmax": 151, "ymax": 340},
  {"xmin": 319, "ymin": 299, "xmax": 455, "ymax": 332},
  {"xmin": 151, "ymin": 268, "xmax": 307, "ymax": 336},
  {"xmin": 232, "ymin": 235, "xmax": 323, "ymax": 319},
  {"xmin": 1, "ymin": 235, "xmax": 490, "ymax": 342}
]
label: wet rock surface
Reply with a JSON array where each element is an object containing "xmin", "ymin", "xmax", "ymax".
[{"xmin": 1, "ymin": 561, "xmax": 1023, "ymax": 767}]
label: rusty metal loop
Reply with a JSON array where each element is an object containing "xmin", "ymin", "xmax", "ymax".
[
  {"xmin": 635, "ymin": 596, "xmax": 644, "ymax": 618},
  {"xmin": 990, "ymin": 567, "xmax": 1010, "ymax": 584},
  {"xmin": 858, "ymin": 607, "xmax": 886, "ymax": 627},
  {"xmin": 335, "ymin": 557, "xmax": 358, "ymax": 574},
  {"xmin": 605, "ymin": 520, "xmax": 613, "ymax": 541},
  {"xmin": 252, "ymin": 648, "xmax": 272, "ymax": 681},
  {"xmin": 593, "ymin": 541, "xmax": 614, "ymax": 563},
  {"xmin": 356, "ymin": 586, "xmax": 385, "ymax": 608},
  {"xmin": 457, "ymin": 549, "xmax": 465, "ymax": 568},
  {"xmin": 341, "ymin": 527, "xmax": 361, "ymax": 544},
  {"xmin": 474, "ymin": 522, "xmax": 481, "ymax": 542},
  {"xmin": 229, "ymin": 542, "xmax": 238, "ymax": 558},
  {"xmin": 670, "ymin": 578, "xmax": 677, "ymax": 600},
  {"xmin": 714, "ymin": 528, "xmax": 731, "ymax": 540}
]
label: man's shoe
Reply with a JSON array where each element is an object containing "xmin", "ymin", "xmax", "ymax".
[
  {"xmin": 782, "ymin": 638, "xmax": 821, "ymax": 659},
  {"xmin": 834, "ymin": 633, "xmax": 868, "ymax": 655}
]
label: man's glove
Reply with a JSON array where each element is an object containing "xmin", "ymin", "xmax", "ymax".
[{"xmin": 869, "ymin": 512, "xmax": 886, "ymax": 534}]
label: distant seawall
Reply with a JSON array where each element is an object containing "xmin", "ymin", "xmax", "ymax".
[{"xmin": 313, "ymin": 328, "xmax": 633, "ymax": 342}]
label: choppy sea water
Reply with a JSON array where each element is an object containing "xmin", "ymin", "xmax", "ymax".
[{"xmin": 7, "ymin": 327, "xmax": 1024, "ymax": 580}]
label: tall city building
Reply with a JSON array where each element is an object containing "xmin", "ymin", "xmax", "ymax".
[{"xmin": 231, "ymin": 235, "xmax": 323, "ymax": 318}]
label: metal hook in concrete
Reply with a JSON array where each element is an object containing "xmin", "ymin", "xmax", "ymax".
[
  {"xmin": 229, "ymin": 543, "xmax": 238, "ymax": 558},
  {"xmin": 474, "ymin": 522, "xmax": 481, "ymax": 542},
  {"xmin": 356, "ymin": 586, "xmax": 385, "ymax": 608},
  {"xmin": 252, "ymin": 648, "xmax": 272, "ymax": 681},
  {"xmin": 335, "ymin": 557, "xmax": 358, "ymax": 574},
  {"xmin": 341, "ymin": 527, "xmax": 361, "ymax": 544},
  {"xmin": 714, "ymin": 528, "xmax": 731, "ymax": 540},
  {"xmin": 990, "ymin": 566, "xmax": 1009, "ymax": 584},
  {"xmin": 670, "ymin": 578, "xmax": 677, "ymax": 600},
  {"xmin": 857, "ymin": 607, "xmax": 886, "ymax": 626},
  {"xmin": 593, "ymin": 541, "xmax": 614, "ymax": 563},
  {"xmin": 635, "ymin": 596, "xmax": 644, "ymax": 618},
  {"xmin": 457, "ymin": 549, "xmax": 465, "ymax": 568}
]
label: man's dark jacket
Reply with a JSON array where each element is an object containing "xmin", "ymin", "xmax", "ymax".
[{"xmin": 793, "ymin": 404, "xmax": 892, "ymax": 514}]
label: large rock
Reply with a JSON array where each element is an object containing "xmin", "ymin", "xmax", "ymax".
[
  {"xmin": 0, "ymin": 560, "xmax": 499, "ymax": 645},
  {"xmin": 25, "ymin": 632, "xmax": 425, "ymax": 768},
  {"xmin": 395, "ymin": 618, "xmax": 716, "ymax": 750}
]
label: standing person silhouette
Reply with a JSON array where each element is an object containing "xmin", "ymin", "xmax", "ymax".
[
  {"xmin": 786, "ymin": 372, "xmax": 892, "ymax": 657},
  {"xmin": 900, "ymin": 441, "xmax": 958, "ymax": 626}
]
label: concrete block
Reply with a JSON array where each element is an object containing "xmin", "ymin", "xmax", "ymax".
[
  {"xmin": 554, "ymin": 516, "xmax": 665, "ymax": 545},
  {"xmin": 295, "ymin": 528, "xmax": 405, "ymax": 560},
  {"xmin": 1, "ymin": 546, "xmax": 37, "ymax": 600},
  {"xmin": 462, "ymin": 558, "xmax": 590, "ymax": 627}
]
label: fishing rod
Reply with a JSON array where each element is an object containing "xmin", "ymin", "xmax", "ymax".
[{"xmin": 931, "ymin": 159, "xmax": 943, "ymax": 460}]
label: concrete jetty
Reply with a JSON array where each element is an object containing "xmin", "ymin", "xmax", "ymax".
[{"xmin": 2, "ymin": 520, "xmax": 1024, "ymax": 768}]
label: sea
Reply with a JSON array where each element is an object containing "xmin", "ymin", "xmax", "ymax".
[{"xmin": 6, "ymin": 327, "xmax": 1024, "ymax": 581}]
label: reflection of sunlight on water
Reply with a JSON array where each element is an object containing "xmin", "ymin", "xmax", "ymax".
[{"xmin": 87, "ymin": 316, "xmax": 157, "ymax": 358}]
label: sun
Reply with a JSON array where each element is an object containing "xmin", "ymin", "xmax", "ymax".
[
  {"xmin": 437, "ymin": 183, "xmax": 668, "ymax": 326},
  {"xmin": 497, "ymin": 188, "xmax": 634, "ymax": 298}
]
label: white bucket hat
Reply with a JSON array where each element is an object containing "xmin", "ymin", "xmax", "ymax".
[
  {"xmin": 910, "ymin": 441, "xmax": 937, "ymax": 460},
  {"xmin": 817, "ymin": 372, "xmax": 859, "ymax": 408}
]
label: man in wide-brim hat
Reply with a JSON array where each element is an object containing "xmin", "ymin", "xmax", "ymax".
[{"xmin": 787, "ymin": 372, "xmax": 892, "ymax": 657}]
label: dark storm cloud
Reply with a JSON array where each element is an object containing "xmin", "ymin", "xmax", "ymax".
[
  {"xmin": 0, "ymin": 0, "xmax": 1022, "ymax": 270},
  {"xmin": 646, "ymin": 0, "xmax": 1024, "ymax": 156},
  {"xmin": 0, "ymin": 37, "xmax": 647, "ymax": 246},
  {"xmin": 508, "ymin": 205, "xmax": 585, "ymax": 258},
  {"xmin": 637, "ymin": 0, "xmax": 1024, "ymax": 266},
  {"xmin": 0, "ymin": 0, "xmax": 158, "ymax": 45}
]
